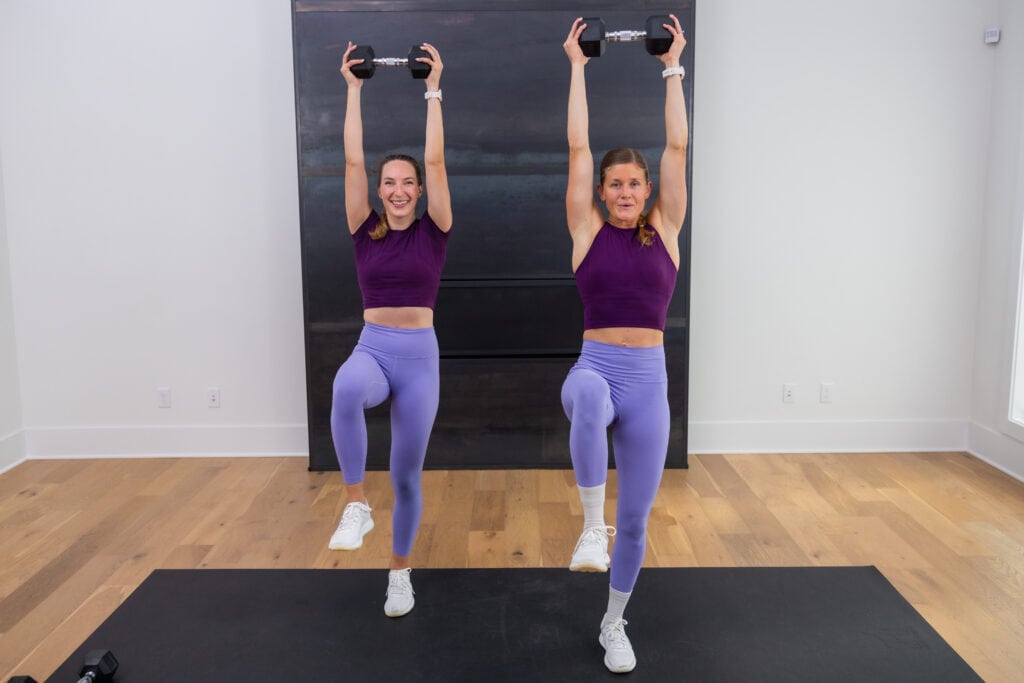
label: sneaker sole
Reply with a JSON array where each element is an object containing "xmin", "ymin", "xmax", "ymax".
[
  {"xmin": 569, "ymin": 554, "xmax": 610, "ymax": 572},
  {"xmin": 328, "ymin": 519, "xmax": 375, "ymax": 550}
]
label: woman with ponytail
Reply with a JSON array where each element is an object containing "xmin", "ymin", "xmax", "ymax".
[
  {"xmin": 327, "ymin": 41, "xmax": 452, "ymax": 619},
  {"xmin": 560, "ymin": 15, "xmax": 689, "ymax": 673}
]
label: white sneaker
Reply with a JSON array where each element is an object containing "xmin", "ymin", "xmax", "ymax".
[
  {"xmin": 599, "ymin": 618, "xmax": 637, "ymax": 673},
  {"xmin": 570, "ymin": 525, "xmax": 615, "ymax": 572},
  {"xmin": 328, "ymin": 502, "xmax": 374, "ymax": 550},
  {"xmin": 384, "ymin": 568, "xmax": 415, "ymax": 617}
]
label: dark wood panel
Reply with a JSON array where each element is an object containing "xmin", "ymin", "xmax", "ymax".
[{"xmin": 294, "ymin": 3, "xmax": 694, "ymax": 470}]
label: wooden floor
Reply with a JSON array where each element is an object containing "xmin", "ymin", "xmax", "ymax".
[{"xmin": 1, "ymin": 452, "xmax": 1023, "ymax": 681}]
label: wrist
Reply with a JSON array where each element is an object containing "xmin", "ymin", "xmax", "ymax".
[{"xmin": 661, "ymin": 66, "xmax": 685, "ymax": 79}]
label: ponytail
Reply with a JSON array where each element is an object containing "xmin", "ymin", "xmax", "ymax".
[{"xmin": 637, "ymin": 212, "xmax": 654, "ymax": 247}]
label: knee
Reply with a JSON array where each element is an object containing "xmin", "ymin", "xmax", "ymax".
[
  {"xmin": 615, "ymin": 513, "xmax": 649, "ymax": 545},
  {"xmin": 562, "ymin": 373, "xmax": 610, "ymax": 423},
  {"xmin": 391, "ymin": 471, "xmax": 421, "ymax": 503},
  {"xmin": 331, "ymin": 373, "xmax": 363, "ymax": 412}
]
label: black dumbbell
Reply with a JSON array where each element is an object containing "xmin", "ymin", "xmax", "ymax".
[
  {"xmin": 6, "ymin": 649, "xmax": 117, "ymax": 683},
  {"xmin": 76, "ymin": 649, "xmax": 118, "ymax": 682},
  {"xmin": 350, "ymin": 45, "xmax": 430, "ymax": 79},
  {"xmin": 579, "ymin": 15, "xmax": 673, "ymax": 57}
]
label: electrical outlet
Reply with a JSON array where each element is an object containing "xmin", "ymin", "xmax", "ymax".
[
  {"xmin": 157, "ymin": 387, "xmax": 172, "ymax": 408},
  {"xmin": 782, "ymin": 383, "xmax": 796, "ymax": 404},
  {"xmin": 820, "ymin": 382, "xmax": 835, "ymax": 404},
  {"xmin": 207, "ymin": 387, "xmax": 221, "ymax": 408}
]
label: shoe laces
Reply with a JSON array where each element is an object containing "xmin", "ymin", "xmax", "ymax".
[
  {"xmin": 339, "ymin": 502, "xmax": 367, "ymax": 531},
  {"xmin": 574, "ymin": 525, "xmax": 615, "ymax": 553},
  {"xmin": 603, "ymin": 618, "xmax": 630, "ymax": 650},
  {"xmin": 387, "ymin": 568, "xmax": 413, "ymax": 597}
]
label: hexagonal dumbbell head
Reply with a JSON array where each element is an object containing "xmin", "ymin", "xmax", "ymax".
[
  {"xmin": 79, "ymin": 649, "xmax": 119, "ymax": 682},
  {"xmin": 350, "ymin": 45, "xmax": 377, "ymax": 79},
  {"xmin": 644, "ymin": 15, "xmax": 674, "ymax": 55},
  {"xmin": 579, "ymin": 17, "xmax": 607, "ymax": 57},
  {"xmin": 407, "ymin": 45, "xmax": 431, "ymax": 79}
]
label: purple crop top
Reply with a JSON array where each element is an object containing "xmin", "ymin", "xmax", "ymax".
[
  {"xmin": 574, "ymin": 223, "xmax": 678, "ymax": 331},
  {"xmin": 352, "ymin": 210, "xmax": 449, "ymax": 309}
]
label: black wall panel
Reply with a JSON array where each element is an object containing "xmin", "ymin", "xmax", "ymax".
[{"xmin": 293, "ymin": 1, "xmax": 694, "ymax": 470}]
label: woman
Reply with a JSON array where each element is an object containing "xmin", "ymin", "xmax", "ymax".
[
  {"xmin": 561, "ymin": 16, "xmax": 688, "ymax": 673},
  {"xmin": 328, "ymin": 41, "xmax": 451, "ymax": 619}
]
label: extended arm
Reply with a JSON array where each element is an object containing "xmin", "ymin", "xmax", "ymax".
[
  {"xmin": 341, "ymin": 42, "xmax": 372, "ymax": 234},
  {"xmin": 650, "ymin": 15, "xmax": 689, "ymax": 237},
  {"xmin": 564, "ymin": 18, "xmax": 602, "ymax": 240},
  {"xmin": 419, "ymin": 43, "xmax": 452, "ymax": 232}
]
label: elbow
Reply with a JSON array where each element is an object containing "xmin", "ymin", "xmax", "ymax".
[
  {"xmin": 665, "ymin": 140, "xmax": 688, "ymax": 155},
  {"xmin": 568, "ymin": 139, "xmax": 591, "ymax": 155}
]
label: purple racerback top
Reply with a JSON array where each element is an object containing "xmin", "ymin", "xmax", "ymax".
[
  {"xmin": 353, "ymin": 210, "xmax": 449, "ymax": 309},
  {"xmin": 574, "ymin": 222, "xmax": 678, "ymax": 331}
]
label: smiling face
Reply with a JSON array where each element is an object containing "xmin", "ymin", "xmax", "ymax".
[
  {"xmin": 377, "ymin": 158, "xmax": 422, "ymax": 224},
  {"xmin": 598, "ymin": 162, "xmax": 653, "ymax": 227}
]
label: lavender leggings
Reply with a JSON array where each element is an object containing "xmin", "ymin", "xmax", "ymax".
[
  {"xmin": 561, "ymin": 340, "xmax": 670, "ymax": 593},
  {"xmin": 330, "ymin": 322, "xmax": 439, "ymax": 557}
]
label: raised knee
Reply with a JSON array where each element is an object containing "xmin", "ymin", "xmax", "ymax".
[
  {"xmin": 564, "ymin": 375, "xmax": 611, "ymax": 421},
  {"xmin": 332, "ymin": 374, "xmax": 366, "ymax": 411}
]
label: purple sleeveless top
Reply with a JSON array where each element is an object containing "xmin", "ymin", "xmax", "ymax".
[
  {"xmin": 574, "ymin": 223, "xmax": 678, "ymax": 331},
  {"xmin": 353, "ymin": 210, "xmax": 449, "ymax": 309}
]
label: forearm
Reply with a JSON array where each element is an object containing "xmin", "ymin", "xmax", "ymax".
[
  {"xmin": 343, "ymin": 85, "xmax": 365, "ymax": 166},
  {"xmin": 567, "ymin": 62, "xmax": 590, "ymax": 152},
  {"xmin": 663, "ymin": 68, "xmax": 688, "ymax": 152},
  {"xmin": 424, "ymin": 98, "xmax": 444, "ymax": 168}
]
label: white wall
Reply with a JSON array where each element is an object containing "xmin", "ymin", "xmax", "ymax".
[
  {"xmin": 0, "ymin": 0, "xmax": 307, "ymax": 459},
  {"xmin": 690, "ymin": 0, "xmax": 998, "ymax": 455},
  {"xmin": 970, "ymin": 0, "xmax": 1024, "ymax": 477},
  {"xmin": 1, "ymin": 1, "xmax": 1021, "ymax": 480},
  {"xmin": 0, "ymin": 146, "xmax": 26, "ymax": 472}
]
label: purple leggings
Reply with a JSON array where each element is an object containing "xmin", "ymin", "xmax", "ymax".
[
  {"xmin": 561, "ymin": 340, "xmax": 670, "ymax": 593},
  {"xmin": 330, "ymin": 322, "xmax": 439, "ymax": 557}
]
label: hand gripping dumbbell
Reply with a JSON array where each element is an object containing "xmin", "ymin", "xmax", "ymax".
[
  {"xmin": 578, "ymin": 15, "xmax": 673, "ymax": 57},
  {"xmin": 350, "ymin": 45, "xmax": 431, "ymax": 79}
]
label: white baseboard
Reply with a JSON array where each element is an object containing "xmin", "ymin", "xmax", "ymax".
[
  {"xmin": 967, "ymin": 422, "xmax": 1024, "ymax": 483},
  {"xmin": 0, "ymin": 429, "xmax": 27, "ymax": 474},
  {"xmin": 24, "ymin": 424, "xmax": 309, "ymax": 459},
  {"xmin": 688, "ymin": 418, "xmax": 969, "ymax": 455}
]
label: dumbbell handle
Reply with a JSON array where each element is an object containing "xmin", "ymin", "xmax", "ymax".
[
  {"xmin": 372, "ymin": 57, "xmax": 411, "ymax": 68},
  {"xmin": 606, "ymin": 29, "xmax": 647, "ymax": 43}
]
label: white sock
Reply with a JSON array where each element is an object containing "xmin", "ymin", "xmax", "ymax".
[
  {"xmin": 603, "ymin": 587, "xmax": 631, "ymax": 626},
  {"xmin": 578, "ymin": 483, "xmax": 606, "ymax": 529}
]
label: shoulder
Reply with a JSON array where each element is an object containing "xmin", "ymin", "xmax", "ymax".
[
  {"xmin": 419, "ymin": 212, "xmax": 450, "ymax": 240},
  {"xmin": 353, "ymin": 209, "xmax": 378, "ymax": 241}
]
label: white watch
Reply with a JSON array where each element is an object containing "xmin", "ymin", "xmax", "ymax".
[
  {"xmin": 424, "ymin": 90, "xmax": 442, "ymax": 102},
  {"xmin": 661, "ymin": 66, "xmax": 686, "ymax": 79}
]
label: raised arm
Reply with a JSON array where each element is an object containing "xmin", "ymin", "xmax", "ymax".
[
  {"xmin": 419, "ymin": 43, "xmax": 452, "ymax": 232},
  {"xmin": 564, "ymin": 19, "xmax": 602, "ymax": 241},
  {"xmin": 649, "ymin": 15, "xmax": 689, "ymax": 239},
  {"xmin": 340, "ymin": 42, "xmax": 372, "ymax": 234}
]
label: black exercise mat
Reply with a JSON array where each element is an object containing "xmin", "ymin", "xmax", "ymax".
[{"xmin": 47, "ymin": 567, "xmax": 980, "ymax": 682}]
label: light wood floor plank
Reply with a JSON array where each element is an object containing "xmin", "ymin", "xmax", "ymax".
[{"xmin": 1, "ymin": 453, "xmax": 1023, "ymax": 682}]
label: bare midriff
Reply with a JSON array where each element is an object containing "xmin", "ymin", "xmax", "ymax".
[
  {"xmin": 364, "ymin": 307, "xmax": 434, "ymax": 329},
  {"xmin": 583, "ymin": 327, "xmax": 664, "ymax": 348}
]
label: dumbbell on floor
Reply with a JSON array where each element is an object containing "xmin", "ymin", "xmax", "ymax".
[
  {"xmin": 579, "ymin": 15, "xmax": 674, "ymax": 57},
  {"xmin": 6, "ymin": 649, "xmax": 118, "ymax": 683},
  {"xmin": 76, "ymin": 649, "xmax": 118, "ymax": 682},
  {"xmin": 350, "ymin": 45, "xmax": 431, "ymax": 79}
]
